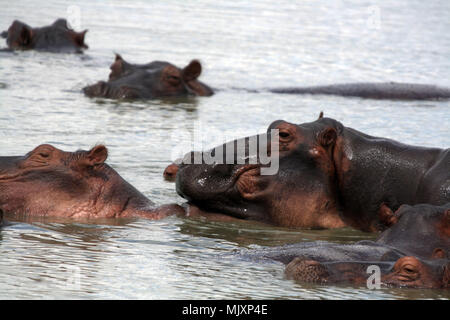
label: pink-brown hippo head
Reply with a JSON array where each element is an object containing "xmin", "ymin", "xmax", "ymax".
[{"xmin": 0, "ymin": 144, "xmax": 183, "ymax": 219}]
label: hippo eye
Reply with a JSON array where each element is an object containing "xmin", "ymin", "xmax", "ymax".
[
  {"xmin": 39, "ymin": 152, "xmax": 49, "ymax": 158},
  {"xmin": 279, "ymin": 131, "xmax": 290, "ymax": 139},
  {"xmin": 402, "ymin": 265, "xmax": 417, "ymax": 274},
  {"xmin": 167, "ymin": 75, "xmax": 181, "ymax": 85}
]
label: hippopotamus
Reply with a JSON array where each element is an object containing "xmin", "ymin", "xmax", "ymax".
[
  {"xmin": 0, "ymin": 144, "xmax": 183, "ymax": 219},
  {"xmin": 83, "ymin": 54, "xmax": 214, "ymax": 99},
  {"xmin": 269, "ymin": 82, "xmax": 450, "ymax": 100},
  {"xmin": 176, "ymin": 114, "xmax": 449, "ymax": 231},
  {"xmin": 238, "ymin": 203, "xmax": 450, "ymax": 288},
  {"xmin": 1, "ymin": 19, "xmax": 88, "ymax": 53}
]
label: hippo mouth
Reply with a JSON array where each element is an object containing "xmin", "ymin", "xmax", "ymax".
[
  {"xmin": 233, "ymin": 164, "xmax": 261, "ymax": 180},
  {"xmin": 234, "ymin": 164, "xmax": 262, "ymax": 198},
  {"xmin": 0, "ymin": 172, "xmax": 21, "ymax": 181},
  {"xmin": 0, "ymin": 165, "xmax": 49, "ymax": 181},
  {"xmin": 0, "ymin": 157, "xmax": 27, "ymax": 181}
]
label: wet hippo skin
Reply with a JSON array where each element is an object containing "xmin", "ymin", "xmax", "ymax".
[
  {"xmin": 269, "ymin": 82, "xmax": 450, "ymax": 100},
  {"xmin": 238, "ymin": 203, "xmax": 450, "ymax": 288},
  {"xmin": 176, "ymin": 114, "xmax": 449, "ymax": 231},
  {"xmin": 0, "ymin": 144, "xmax": 184, "ymax": 219}
]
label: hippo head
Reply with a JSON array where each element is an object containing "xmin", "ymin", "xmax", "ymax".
[
  {"xmin": 4, "ymin": 19, "xmax": 88, "ymax": 52},
  {"xmin": 377, "ymin": 203, "xmax": 450, "ymax": 259},
  {"xmin": 285, "ymin": 256, "xmax": 449, "ymax": 289},
  {"xmin": 0, "ymin": 144, "xmax": 158, "ymax": 218},
  {"xmin": 176, "ymin": 114, "xmax": 346, "ymax": 229},
  {"xmin": 382, "ymin": 256, "xmax": 449, "ymax": 289},
  {"xmin": 83, "ymin": 54, "xmax": 214, "ymax": 99}
]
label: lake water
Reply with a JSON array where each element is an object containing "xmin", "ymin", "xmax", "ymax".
[{"xmin": 0, "ymin": 0, "xmax": 449, "ymax": 300}]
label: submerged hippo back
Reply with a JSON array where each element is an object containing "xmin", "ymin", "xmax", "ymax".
[
  {"xmin": 271, "ymin": 82, "xmax": 450, "ymax": 100},
  {"xmin": 233, "ymin": 240, "xmax": 403, "ymax": 265}
]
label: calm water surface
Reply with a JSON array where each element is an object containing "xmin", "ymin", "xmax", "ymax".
[{"xmin": 0, "ymin": 0, "xmax": 449, "ymax": 299}]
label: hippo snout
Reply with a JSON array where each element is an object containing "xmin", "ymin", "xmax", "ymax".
[
  {"xmin": 83, "ymin": 81, "xmax": 108, "ymax": 97},
  {"xmin": 163, "ymin": 163, "xmax": 179, "ymax": 182}
]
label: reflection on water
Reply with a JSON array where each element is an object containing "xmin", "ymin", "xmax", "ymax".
[
  {"xmin": 2, "ymin": 216, "xmax": 448, "ymax": 299},
  {"xmin": 0, "ymin": 0, "xmax": 449, "ymax": 299}
]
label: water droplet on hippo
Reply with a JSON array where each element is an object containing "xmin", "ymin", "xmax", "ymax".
[{"xmin": 197, "ymin": 177, "xmax": 206, "ymax": 187}]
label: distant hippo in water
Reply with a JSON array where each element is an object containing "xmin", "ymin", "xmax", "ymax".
[
  {"xmin": 239, "ymin": 203, "xmax": 450, "ymax": 288},
  {"xmin": 83, "ymin": 54, "xmax": 214, "ymax": 99},
  {"xmin": 269, "ymin": 82, "xmax": 450, "ymax": 100},
  {"xmin": 0, "ymin": 144, "xmax": 183, "ymax": 219},
  {"xmin": 176, "ymin": 114, "xmax": 449, "ymax": 231},
  {"xmin": 1, "ymin": 19, "xmax": 88, "ymax": 53}
]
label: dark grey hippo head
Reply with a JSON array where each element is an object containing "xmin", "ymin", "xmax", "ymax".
[
  {"xmin": 83, "ymin": 54, "xmax": 214, "ymax": 99},
  {"xmin": 2, "ymin": 18, "xmax": 88, "ymax": 53}
]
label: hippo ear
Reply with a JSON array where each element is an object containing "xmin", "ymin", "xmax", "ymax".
[
  {"xmin": 318, "ymin": 111, "xmax": 324, "ymax": 119},
  {"xmin": 19, "ymin": 25, "xmax": 33, "ymax": 46},
  {"xmin": 114, "ymin": 53, "xmax": 123, "ymax": 62},
  {"xmin": 68, "ymin": 29, "xmax": 88, "ymax": 49},
  {"xmin": 431, "ymin": 248, "xmax": 446, "ymax": 259},
  {"xmin": 109, "ymin": 54, "xmax": 125, "ymax": 80},
  {"xmin": 182, "ymin": 60, "xmax": 202, "ymax": 81},
  {"xmin": 52, "ymin": 18, "xmax": 69, "ymax": 29},
  {"xmin": 7, "ymin": 21, "xmax": 33, "ymax": 46},
  {"xmin": 378, "ymin": 203, "xmax": 399, "ymax": 227},
  {"xmin": 87, "ymin": 145, "xmax": 108, "ymax": 166},
  {"xmin": 317, "ymin": 127, "xmax": 337, "ymax": 147}
]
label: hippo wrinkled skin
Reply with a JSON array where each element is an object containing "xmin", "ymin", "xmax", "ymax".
[
  {"xmin": 270, "ymin": 82, "xmax": 450, "ymax": 100},
  {"xmin": 1, "ymin": 19, "xmax": 88, "ymax": 53},
  {"xmin": 0, "ymin": 144, "xmax": 183, "ymax": 219},
  {"xmin": 83, "ymin": 54, "xmax": 214, "ymax": 99},
  {"xmin": 176, "ymin": 114, "xmax": 450, "ymax": 231},
  {"xmin": 240, "ymin": 203, "xmax": 450, "ymax": 289}
]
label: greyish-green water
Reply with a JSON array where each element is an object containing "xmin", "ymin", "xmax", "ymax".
[{"xmin": 0, "ymin": 0, "xmax": 449, "ymax": 299}]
